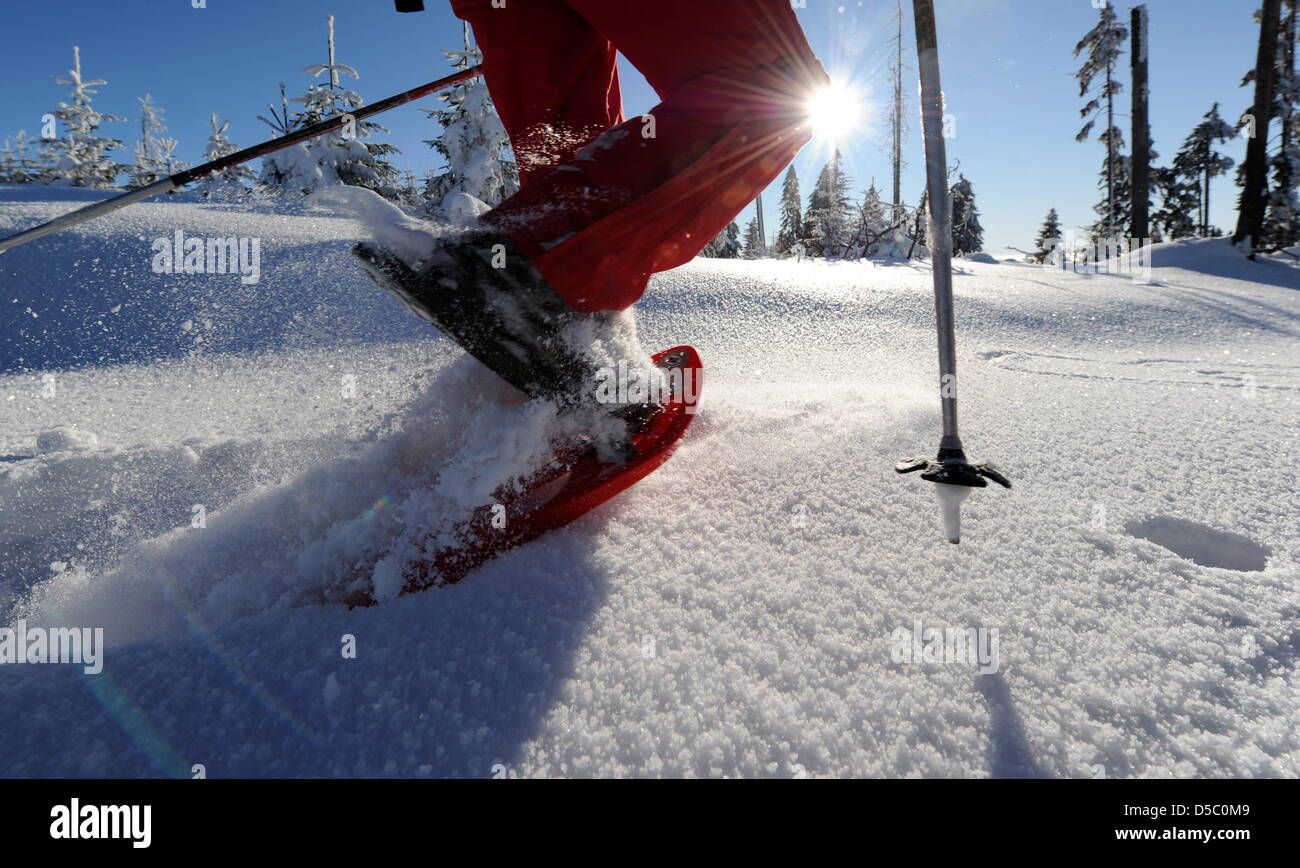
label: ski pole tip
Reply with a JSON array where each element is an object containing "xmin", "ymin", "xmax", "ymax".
[{"xmin": 935, "ymin": 482, "xmax": 970, "ymax": 545}]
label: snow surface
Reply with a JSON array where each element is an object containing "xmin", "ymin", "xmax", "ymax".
[{"xmin": 1, "ymin": 185, "xmax": 1298, "ymax": 778}]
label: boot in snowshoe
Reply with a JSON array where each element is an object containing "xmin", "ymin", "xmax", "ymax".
[{"xmin": 353, "ymin": 232, "xmax": 649, "ymax": 460}]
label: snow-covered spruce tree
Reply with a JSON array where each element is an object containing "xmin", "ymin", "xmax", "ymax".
[
  {"xmin": 876, "ymin": 212, "xmax": 915, "ymax": 261},
  {"xmin": 394, "ymin": 170, "xmax": 424, "ymax": 211},
  {"xmin": 1151, "ymin": 166, "xmax": 1199, "ymax": 240},
  {"xmin": 259, "ymin": 16, "xmax": 401, "ymax": 198},
  {"xmin": 1170, "ymin": 103, "xmax": 1236, "ymax": 236},
  {"xmin": 40, "ymin": 46, "xmax": 126, "ymax": 188},
  {"xmin": 423, "ymin": 24, "xmax": 517, "ymax": 215},
  {"xmin": 1266, "ymin": 140, "xmax": 1300, "ymax": 248},
  {"xmin": 0, "ymin": 132, "xmax": 42, "ymax": 183},
  {"xmin": 255, "ymin": 82, "xmax": 307, "ymax": 194},
  {"xmin": 908, "ymin": 188, "xmax": 929, "ymax": 257},
  {"xmin": 1032, "ymin": 208, "xmax": 1064, "ymax": 263},
  {"xmin": 950, "ymin": 174, "xmax": 984, "ymax": 256},
  {"xmin": 18, "ymin": 131, "xmax": 45, "ymax": 181},
  {"xmin": 701, "ymin": 221, "xmax": 741, "ymax": 258},
  {"xmin": 128, "ymin": 95, "xmax": 187, "ymax": 189},
  {"xmin": 1089, "ymin": 132, "xmax": 1132, "ymax": 241},
  {"xmin": 742, "ymin": 218, "xmax": 765, "ymax": 259},
  {"xmin": 1074, "ymin": 5, "xmax": 1129, "ymax": 238},
  {"xmin": 850, "ymin": 182, "xmax": 888, "ymax": 258},
  {"xmin": 0, "ymin": 138, "xmax": 14, "ymax": 183},
  {"xmin": 803, "ymin": 150, "xmax": 852, "ymax": 258},
  {"xmin": 774, "ymin": 166, "xmax": 803, "ymax": 255},
  {"xmin": 851, "ymin": 182, "xmax": 913, "ymax": 260},
  {"xmin": 725, "ymin": 221, "xmax": 742, "ymax": 258},
  {"xmin": 193, "ymin": 114, "xmax": 256, "ymax": 200}
]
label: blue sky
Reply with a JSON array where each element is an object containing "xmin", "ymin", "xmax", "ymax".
[{"xmin": 0, "ymin": 0, "xmax": 1261, "ymax": 251}]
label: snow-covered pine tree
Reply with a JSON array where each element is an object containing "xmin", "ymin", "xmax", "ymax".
[
  {"xmin": 156, "ymin": 138, "xmax": 182, "ymax": 178},
  {"xmin": 130, "ymin": 94, "xmax": 165, "ymax": 188},
  {"xmin": 742, "ymin": 218, "xmax": 765, "ymax": 259},
  {"xmin": 1032, "ymin": 208, "xmax": 1064, "ymax": 263},
  {"xmin": 774, "ymin": 166, "xmax": 803, "ymax": 255},
  {"xmin": 859, "ymin": 183, "xmax": 915, "ymax": 261},
  {"xmin": 1176, "ymin": 104, "xmax": 1236, "ymax": 236},
  {"xmin": 726, "ymin": 221, "xmax": 742, "ymax": 258},
  {"xmin": 908, "ymin": 188, "xmax": 929, "ymax": 258},
  {"xmin": 803, "ymin": 150, "xmax": 852, "ymax": 258},
  {"xmin": 259, "ymin": 16, "xmax": 401, "ymax": 198},
  {"xmin": 0, "ymin": 133, "xmax": 38, "ymax": 183},
  {"xmin": 1151, "ymin": 166, "xmax": 1199, "ymax": 240},
  {"xmin": 950, "ymin": 174, "xmax": 985, "ymax": 256},
  {"xmin": 423, "ymin": 23, "xmax": 517, "ymax": 215},
  {"xmin": 1266, "ymin": 142, "xmax": 1300, "ymax": 249},
  {"xmin": 701, "ymin": 221, "xmax": 741, "ymax": 258},
  {"xmin": 1089, "ymin": 132, "xmax": 1133, "ymax": 241},
  {"xmin": 255, "ymin": 81, "xmax": 308, "ymax": 194},
  {"xmin": 40, "ymin": 46, "xmax": 126, "ymax": 188},
  {"xmin": 394, "ymin": 170, "xmax": 424, "ymax": 211},
  {"xmin": 14, "ymin": 131, "xmax": 43, "ymax": 182},
  {"xmin": 0, "ymin": 138, "xmax": 14, "ymax": 183},
  {"xmin": 128, "ymin": 95, "xmax": 187, "ymax": 189},
  {"xmin": 193, "ymin": 114, "xmax": 256, "ymax": 200},
  {"xmin": 1074, "ymin": 5, "xmax": 1129, "ymax": 238},
  {"xmin": 850, "ymin": 182, "xmax": 888, "ymax": 258}
]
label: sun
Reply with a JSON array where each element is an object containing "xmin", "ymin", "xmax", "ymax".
[{"xmin": 806, "ymin": 80, "xmax": 866, "ymax": 145}]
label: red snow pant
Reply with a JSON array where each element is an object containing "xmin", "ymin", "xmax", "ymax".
[{"xmin": 450, "ymin": 0, "xmax": 826, "ymax": 312}]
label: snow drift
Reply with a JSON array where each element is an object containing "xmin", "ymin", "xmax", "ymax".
[{"xmin": 1, "ymin": 185, "xmax": 1298, "ymax": 777}]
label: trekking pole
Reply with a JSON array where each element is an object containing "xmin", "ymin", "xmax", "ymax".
[
  {"xmin": 0, "ymin": 65, "xmax": 483, "ymax": 255},
  {"xmin": 894, "ymin": 0, "xmax": 1009, "ymax": 543}
]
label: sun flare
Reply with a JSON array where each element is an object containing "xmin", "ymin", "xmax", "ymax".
[{"xmin": 806, "ymin": 81, "xmax": 866, "ymax": 144}]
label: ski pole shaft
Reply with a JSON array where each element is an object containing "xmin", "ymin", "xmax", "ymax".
[
  {"xmin": 0, "ymin": 65, "xmax": 483, "ymax": 255},
  {"xmin": 911, "ymin": 0, "xmax": 960, "ymax": 444},
  {"xmin": 0, "ymin": 178, "xmax": 180, "ymax": 253}
]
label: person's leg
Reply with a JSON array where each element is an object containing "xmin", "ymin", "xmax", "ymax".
[
  {"xmin": 449, "ymin": 0, "xmax": 622, "ymax": 185},
  {"xmin": 355, "ymin": 3, "xmax": 639, "ymax": 433},
  {"xmin": 482, "ymin": 0, "xmax": 826, "ymax": 311}
]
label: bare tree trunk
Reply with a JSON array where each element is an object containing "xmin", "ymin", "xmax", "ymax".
[
  {"xmin": 1130, "ymin": 6, "xmax": 1151, "ymax": 241},
  {"xmin": 1234, "ymin": 0, "xmax": 1283, "ymax": 253},
  {"xmin": 1284, "ymin": 2, "xmax": 1298, "ymax": 242},
  {"xmin": 1203, "ymin": 141, "xmax": 1211, "ymax": 235},
  {"xmin": 327, "ymin": 15, "xmax": 338, "ymax": 90},
  {"xmin": 1285, "ymin": 5, "xmax": 1296, "ymax": 153},
  {"xmin": 1106, "ymin": 66, "xmax": 1115, "ymax": 236},
  {"xmin": 891, "ymin": 0, "xmax": 905, "ymax": 221}
]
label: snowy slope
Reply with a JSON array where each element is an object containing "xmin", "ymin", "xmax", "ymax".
[{"xmin": 1, "ymin": 186, "xmax": 1298, "ymax": 778}]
